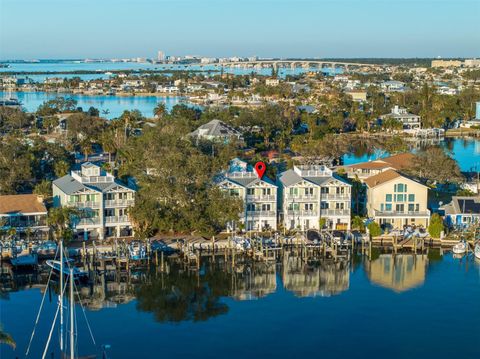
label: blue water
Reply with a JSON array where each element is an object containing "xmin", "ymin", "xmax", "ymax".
[
  {"xmin": 0, "ymin": 60, "xmax": 342, "ymax": 80},
  {"xmin": 0, "ymin": 91, "xmax": 185, "ymax": 119},
  {"xmin": 343, "ymin": 138, "xmax": 480, "ymax": 172},
  {"xmin": 0, "ymin": 253, "xmax": 479, "ymax": 359}
]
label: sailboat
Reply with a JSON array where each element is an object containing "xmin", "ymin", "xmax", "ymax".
[{"xmin": 26, "ymin": 239, "xmax": 101, "ymax": 358}]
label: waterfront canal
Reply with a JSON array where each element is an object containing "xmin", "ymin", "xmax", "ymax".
[{"xmin": 1, "ymin": 252, "xmax": 479, "ymax": 358}]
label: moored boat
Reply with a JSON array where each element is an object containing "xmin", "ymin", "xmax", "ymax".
[
  {"xmin": 474, "ymin": 243, "xmax": 480, "ymax": 260},
  {"xmin": 35, "ymin": 241, "xmax": 58, "ymax": 259},
  {"xmin": 10, "ymin": 253, "xmax": 38, "ymax": 267},
  {"xmin": 452, "ymin": 241, "xmax": 467, "ymax": 255}
]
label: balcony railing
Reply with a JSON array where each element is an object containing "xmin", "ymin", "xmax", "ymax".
[
  {"xmin": 69, "ymin": 201, "xmax": 101, "ymax": 209},
  {"xmin": 77, "ymin": 218, "xmax": 101, "ymax": 226},
  {"xmin": 286, "ymin": 210, "xmax": 318, "ymax": 217},
  {"xmin": 322, "ymin": 194, "xmax": 351, "ymax": 200},
  {"xmin": 285, "ymin": 193, "xmax": 317, "ymax": 200},
  {"xmin": 374, "ymin": 210, "xmax": 430, "ymax": 217},
  {"xmin": 104, "ymin": 199, "xmax": 135, "ymax": 207},
  {"xmin": 105, "ymin": 216, "xmax": 130, "ymax": 224},
  {"xmin": 246, "ymin": 211, "xmax": 276, "ymax": 217},
  {"xmin": 320, "ymin": 209, "xmax": 351, "ymax": 216},
  {"xmin": 246, "ymin": 195, "xmax": 276, "ymax": 202}
]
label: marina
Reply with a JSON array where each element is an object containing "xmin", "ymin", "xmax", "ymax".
[{"xmin": 0, "ymin": 239, "xmax": 479, "ymax": 358}]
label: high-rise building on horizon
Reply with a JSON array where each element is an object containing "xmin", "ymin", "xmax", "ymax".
[{"xmin": 157, "ymin": 50, "xmax": 165, "ymax": 62}]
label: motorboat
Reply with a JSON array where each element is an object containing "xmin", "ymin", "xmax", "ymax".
[
  {"xmin": 10, "ymin": 253, "xmax": 38, "ymax": 267},
  {"xmin": 128, "ymin": 241, "xmax": 146, "ymax": 260},
  {"xmin": 35, "ymin": 241, "xmax": 58, "ymax": 258},
  {"xmin": 46, "ymin": 260, "xmax": 88, "ymax": 279},
  {"xmin": 452, "ymin": 241, "xmax": 467, "ymax": 255},
  {"xmin": 474, "ymin": 243, "xmax": 480, "ymax": 260}
]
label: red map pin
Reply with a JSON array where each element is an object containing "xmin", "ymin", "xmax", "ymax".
[{"xmin": 254, "ymin": 161, "xmax": 266, "ymax": 179}]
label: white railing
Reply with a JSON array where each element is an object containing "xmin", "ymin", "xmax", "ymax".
[
  {"xmin": 286, "ymin": 210, "xmax": 318, "ymax": 217},
  {"xmin": 285, "ymin": 193, "xmax": 318, "ymax": 200},
  {"xmin": 70, "ymin": 201, "xmax": 101, "ymax": 209},
  {"xmin": 246, "ymin": 195, "xmax": 276, "ymax": 202},
  {"xmin": 375, "ymin": 210, "xmax": 430, "ymax": 217},
  {"xmin": 322, "ymin": 193, "xmax": 350, "ymax": 200},
  {"xmin": 105, "ymin": 216, "xmax": 130, "ymax": 224},
  {"xmin": 246, "ymin": 211, "xmax": 276, "ymax": 217},
  {"xmin": 320, "ymin": 209, "xmax": 351, "ymax": 216},
  {"xmin": 104, "ymin": 199, "xmax": 135, "ymax": 207},
  {"xmin": 77, "ymin": 218, "xmax": 101, "ymax": 226}
]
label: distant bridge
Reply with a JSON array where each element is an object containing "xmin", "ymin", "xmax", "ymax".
[{"xmin": 204, "ymin": 60, "xmax": 385, "ymax": 70}]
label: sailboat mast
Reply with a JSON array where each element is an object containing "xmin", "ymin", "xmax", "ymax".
[
  {"xmin": 70, "ymin": 267, "xmax": 75, "ymax": 359},
  {"xmin": 60, "ymin": 239, "xmax": 64, "ymax": 352}
]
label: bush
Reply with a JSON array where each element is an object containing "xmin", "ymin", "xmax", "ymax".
[
  {"xmin": 428, "ymin": 213, "xmax": 444, "ymax": 238},
  {"xmin": 367, "ymin": 221, "xmax": 382, "ymax": 237}
]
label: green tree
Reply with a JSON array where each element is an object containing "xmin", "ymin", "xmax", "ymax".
[
  {"xmin": 406, "ymin": 146, "xmax": 463, "ymax": 184},
  {"xmin": 428, "ymin": 213, "xmax": 444, "ymax": 238},
  {"xmin": 153, "ymin": 103, "xmax": 167, "ymax": 118},
  {"xmin": 33, "ymin": 180, "xmax": 52, "ymax": 198},
  {"xmin": 367, "ymin": 221, "xmax": 382, "ymax": 237},
  {"xmin": 47, "ymin": 207, "xmax": 79, "ymax": 243},
  {"xmin": 0, "ymin": 325, "xmax": 15, "ymax": 349}
]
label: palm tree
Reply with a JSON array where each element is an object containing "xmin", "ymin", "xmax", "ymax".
[
  {"xmin": 80, "ymin": 139, "xmax": 92, "ymax": 162},
  {"xmin": 153, "ymin": 103, "xmax": 166, "ymax": 119},
  {"xmin": 0, "ymin": 326, "xmax": 15, "ymax": 349},
  {"xmin": 101, "ymin": 130, "xmax": 117, "ymax": 164},
  {"xmin": 7, "ymin": 228, "xmax": 16, "ymax": 240},
  {"xmin": 47, "ymin": 207, "xmax": 79, "ymax": 244}
]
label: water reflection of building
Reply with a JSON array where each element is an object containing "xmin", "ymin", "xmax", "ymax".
[
  {"xmin": 365, "ymin": 254, "xmax": 427, "ymax": 293},
  {"xmin": 281, "ymin": 254, "xmax": 350, "ymax": 297},
  {"xmin": 79, "ymin": 274, "xmax": 136, "ymax": 310},
  {"xmin": 230, "ymin": 264, "xmax": 277, "ymax": 300}
]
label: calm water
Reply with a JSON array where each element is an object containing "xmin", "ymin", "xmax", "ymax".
[
  {"xmin": 0, "ymin": 91, "xmax": 185, "ymax": 119},
  {"xmin": 343, "ymin": 137, "xmax": 480, "ymax": 172},
  {"xmin": 1, "ymin": 252, "xmax": 479, "ymax": 359},
  {"xmin": 0, "ymin": 60, "xmax": 342, "ymax": 80}
]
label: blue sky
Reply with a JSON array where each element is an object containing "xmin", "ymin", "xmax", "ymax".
[{"xmin": 1, "ymin": 0, "xmax": 479, "ymax": 59}]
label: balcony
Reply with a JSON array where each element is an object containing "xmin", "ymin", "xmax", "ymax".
[
  {"xmin": 285, "ymin": 193, "xmax": 318, "ymax": 200},
  {"xmin": 104, "ymin": 199, "xmax": 135, "ymax": 207},
  {"xmin": 105, "ymin": 216, "xmax": 130, "ymax": 224},
  {"xmin": 286, "ymin": 210, "xmax": 318, "ymax": 217},
  {"xmin": 320, "ymin": 209, "xmax": 351, "ymax": 217},
  {"xmin": 246, "ymin": 195, "xmax": 276, "ymax": 202},
  {"xmin": 374, "ymin": 210, "xmax": 430, "ymax": 218},
  {"xmin": 70, "ymin": 201, "xmax": 101, "ymax": 209},
  {"xmin": 77, "ymin": 217, "xmax": 101, "ymax": 226},
  {"xmin": 246, "ymin": 211, "xmax": 276, "ymax": 218},
  {"xmin": 321, "ymin": 193, "xmax": 351, "ymax": 200}
]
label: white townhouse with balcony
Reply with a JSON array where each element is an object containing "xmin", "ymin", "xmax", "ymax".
[
  {"xmin": 278, "ymin": 165, "xmax": 352, "ymax": 231},
  {"xmin": 219, "ymin": 159, "xmax": 277, "ymax": 231},
  {"xmin": 52, "ymin": 162, "xmax": 136, "ymax": 240}
]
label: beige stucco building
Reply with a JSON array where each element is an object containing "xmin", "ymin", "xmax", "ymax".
[
  {"xmin": 431, "ymin": 60, "xmax": 462, "ymax": 68},
  {"xmin": 365, "ymin": 170, "xmax": 430, "ymax": 229}
]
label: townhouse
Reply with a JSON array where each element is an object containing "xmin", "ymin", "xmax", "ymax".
[
  {"xmin": 218, "ymin": 159, "xmax": 277, "ymax": 231},
  {"xmin": 53, "ymin": 162, "xmax": 135, "ymax": 240},
  {"xmin": 278, "ymin": 165, "xmax": 351, "ymax": 231},
  {"xmin": 364, "ymin": 170, "xmax": 430, "ymax": 229}
]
